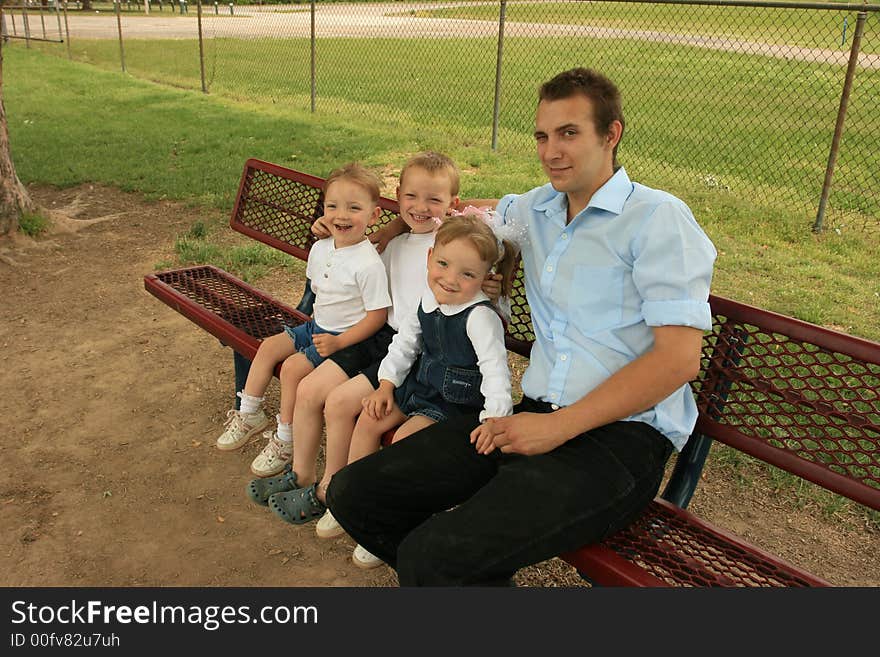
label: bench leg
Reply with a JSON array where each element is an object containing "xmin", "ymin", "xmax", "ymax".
[
  {"xmin": 233, "ymin": 351, "xmax": 252, "ymax": 411},
  {"xmin": 660, "ymin": 432, "xmax": 713, "ymax": 509}
]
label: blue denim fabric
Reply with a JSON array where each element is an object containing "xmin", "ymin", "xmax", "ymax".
[
  {"xmin": 283, "ymin": 320, "xmax": 340, "ymax": 369},
  {"xmin": 394, "ymin": 300, "xmax": 493, "ymax": 423}
]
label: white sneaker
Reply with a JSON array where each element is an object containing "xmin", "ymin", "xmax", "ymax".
[
  {"xmin": 352, "ymin": 544, "xmax": 383, "ymax": 569},
  {"xmin": 216, "ymin": 409, "xmax": 270, "ymax": 451},
  {"xmin": 316, "ymin": 509, "xmax": 345, "ymax": 539},
  {"xmin": 250, "ymin": 431, "xmax": 292, "ymax": 477}
]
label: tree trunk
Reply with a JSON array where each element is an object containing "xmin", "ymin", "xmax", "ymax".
[{"xmin": 0, "ymin": 10, "xmax": 37, "ymax": 236}]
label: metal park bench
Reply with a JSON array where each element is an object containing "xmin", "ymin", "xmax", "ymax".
[{"xmin": 144, "ymin": 159, "xmax": 880, "ymax": 586}]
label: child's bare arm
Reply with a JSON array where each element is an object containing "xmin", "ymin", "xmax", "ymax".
[
  {"xmin": 368, "ymin": 217, "xmax": 408, "ymax": 253},
  {"xmin": 312, "ymin": 308, "xmax": 387, "ymax": 357}
]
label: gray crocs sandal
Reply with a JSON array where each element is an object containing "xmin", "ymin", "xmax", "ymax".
[
  {"xmin": 267, "ymin": 483, "xmax": 326, "ymax": 525},
  {"xmin": 246, "ymin": 464, "xmax": 299, "ymax": 506}
]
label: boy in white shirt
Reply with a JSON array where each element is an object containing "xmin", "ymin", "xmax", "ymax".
[{"xmin": 215, "ymin": 163, "xmax": 391, "ymax": 478}]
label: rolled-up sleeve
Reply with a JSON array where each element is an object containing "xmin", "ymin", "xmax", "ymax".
[{"xmin": 632, "ymin": 200, "xmax": 717, "ymax": 331}]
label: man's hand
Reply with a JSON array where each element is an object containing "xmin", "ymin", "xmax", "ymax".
[
  {"xmin": 362, "ymin": 382, "xmax": 396, "ymax": 420},
  {"xmin": 479, "ymin": 412, "xmax": 571, "ymax": 456},
  {"xmin": 311, "ymin": 215, "xmax": 331, "ymax": 239},
  {"xmin": 312, "ymin": 333, "xmax": 342, "ymax": 357},
  {"xmin": 481, "ymin": 273, "xmax": 503, "ymax": 302}
]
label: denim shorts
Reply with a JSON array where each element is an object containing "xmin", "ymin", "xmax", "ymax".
[{"xmin": 283, "ymin": 320, "xmax": 340, "ymax": 369}]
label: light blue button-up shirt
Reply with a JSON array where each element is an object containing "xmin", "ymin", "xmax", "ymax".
[{"xmin": 495, "ymin": 168, "xmax": 717, "ymax": 451}]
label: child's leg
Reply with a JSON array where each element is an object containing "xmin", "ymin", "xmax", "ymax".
[
  {"xmin": 391, "ymin": 415, "xmax": 437, "ymax": 443},
  {"xmin": 244, "ymin": 332, "xmax": 298, "ymax": 399},
  {"xmin": 217, "ymin": 332, "xmax": 295, "ymax": 450},
  {"xmin": 348, "ymin": 405, "xmax": 408, "ymax": 463},
  {"xmin": 317, "ymin": 374, "xmax": 374, "ymax": 503},
  {"xmin": 251, "ymin": 353, "xmax": 313, "ymax": 477},
  {"xmin": 288, "ymin": 360, "xmax": 350, "ymax": 489}
]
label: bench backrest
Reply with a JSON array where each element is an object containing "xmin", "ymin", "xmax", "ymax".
[
  {"xmin": 696, "ymin": 296, "xmax": 880, "ymax": 510},
  {"xmin": 230, "ymin": 160, "xmax": 880, "ymax": 510}
]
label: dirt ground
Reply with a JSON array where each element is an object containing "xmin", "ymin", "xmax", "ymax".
[{"xmin": 0, "ymin": 184, "xmax": 877, "ymax": 587}]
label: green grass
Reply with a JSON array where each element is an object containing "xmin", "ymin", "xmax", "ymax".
[
  {"xmin": 412, "ymin": 2, "xmax": 880, "ymax": 55},
  {"xmin": 18, "ymin": 211, "xmax": 51, "ymax": 237},
  {"xmin": 31, "ymin": 34, "xmax": 880, "ymax": 229},
  {"xmin": 4, "ymin": 45, "xmax": 879, "ymax": 342}
]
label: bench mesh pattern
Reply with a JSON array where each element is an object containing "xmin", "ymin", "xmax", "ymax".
[
  {"xmin": 237, "ymin": 168, "xmax": 323, "ymax": 252},
  {"xmin": 155, "ymin": 266, "xmax": 303, "ymax": 339},
  {"xmin": 601, "ymin": 501, "xmax": 819, "ymax": 587},
  {"xmin": 695, "ymin": 315, "xmax": 880, "ymax": 496},
  {"xmin": 237, "ymin": 167, "xmax": 400, "ymax": 250}
]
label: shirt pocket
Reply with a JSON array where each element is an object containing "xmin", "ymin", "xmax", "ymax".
[{"xmin": 569, "ymin": 265, "xmax": 624, "ymax": 334}]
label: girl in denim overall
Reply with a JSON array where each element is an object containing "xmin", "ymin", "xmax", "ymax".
[{"xmin": 333, "ymin": 212, "xmax": 518, "ymax": 566}]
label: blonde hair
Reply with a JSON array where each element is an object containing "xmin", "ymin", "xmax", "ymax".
[
  {"xmin": 435, "ymin": 214, "xmax": 517, "ymax": 298},
  {"xmin": 399, "ymin": 151, "xmax": 460, "ymax": 197},
  {"xmin": 325, "ymin": 162, "xmax": 382, "ymax": 204}
]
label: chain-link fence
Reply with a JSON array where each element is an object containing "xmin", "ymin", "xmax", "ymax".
[{"xmin": 7, "ymin": 0, "xmax": 880, "ymax": 231}]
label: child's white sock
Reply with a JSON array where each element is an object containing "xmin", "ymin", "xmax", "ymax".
[
  {"xmin": 276, "ymin": 420, "xmax": 293, "ymax": 445},
  {"xmin": 238, "ymin": 391, "xmax": 263, "ymax": 416}
]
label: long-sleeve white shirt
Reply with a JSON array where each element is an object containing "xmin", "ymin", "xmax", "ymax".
[{"xmin": 378, "ymin": 289, "xmax": 514, "ymax": 421}]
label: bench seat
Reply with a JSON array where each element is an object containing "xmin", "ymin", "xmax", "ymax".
[
  {"xmin": 561, "ymin": 498, "xmax": 829, "ymax": 586},
  {"xmin": 145, "ymin": 264, "xmax": 309, "ymax": 362}
]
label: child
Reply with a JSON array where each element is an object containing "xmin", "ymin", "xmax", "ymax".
[
  {"xmin": 215, "ymin": 162, "xmax": 391, "ymax": 479},
  {"xmin": 245, "ymin": 152, "xmax": 463, "ymax": 526},
  {"xmin": 338, "ymin": 212, "xmax": 517, "ymax": 567}
]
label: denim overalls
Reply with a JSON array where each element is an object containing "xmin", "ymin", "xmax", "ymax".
[{"xmin": 394, "ymin": 300, "xmax": 494, "ymax": 423}]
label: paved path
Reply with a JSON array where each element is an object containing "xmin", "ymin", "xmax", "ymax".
[{"xmin": 9, "ymin": 2, "xmax": 879, "ymax": 69}]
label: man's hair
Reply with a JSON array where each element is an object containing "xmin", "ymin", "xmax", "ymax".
[
  {"xmin": 325, "ymin": 162, "xmax": 382, "ymax": 203},
  {"xmin": 434, "ymin": 214, "xmax": 517, "ymax": 298},
  {"xmin": 399, "ymin": 151, "xmax": 461, "ymax": 197},
  {"xmin": 539, "ymin": 68, "xmax": 625, "ymax": 163}
]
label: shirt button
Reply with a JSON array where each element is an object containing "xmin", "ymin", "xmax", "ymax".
[
  {"xmin": 550, "ymin": 393, "xmax": 557, "ymax": 400},
  {"xmin": 560, "ymin": 355, "xmax": 567, "ymax": 361},
  {"xmin": 546, "ymin": 265, "xmax": 553, "ymax": 272},
  {"xmin": 561, "ymin": 234, "xmax": 568, "ymax": 240},
  {"xmin": 326, "ymin": 262, "xmax": 331, "ymax": 267}
]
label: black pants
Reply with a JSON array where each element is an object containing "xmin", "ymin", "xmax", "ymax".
[{"xmin": 326, "ymin": 397, "xmax": 673, "ymax": 586}]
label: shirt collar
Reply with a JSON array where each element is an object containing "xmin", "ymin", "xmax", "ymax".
[
  {"xmin": 532, "ymin": 167, "xmax": 633, "ymax": 219},
  {"xmin": 422, "ymin": 289, "xmax": 491, "ymax": 316}
]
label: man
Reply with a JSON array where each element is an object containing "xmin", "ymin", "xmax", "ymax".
[{"xmin": 327, "ymin": 68, "xmax": 717, "ymax": 586}]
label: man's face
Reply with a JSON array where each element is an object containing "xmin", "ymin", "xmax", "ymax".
[{"xmin": 534, "ymin": 95, "xmax": 615, "ymax": 202}]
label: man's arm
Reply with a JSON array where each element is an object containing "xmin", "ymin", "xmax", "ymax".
[{"xmin": 484, "ymin": 325, "xmax": 703, "ymax": 455}]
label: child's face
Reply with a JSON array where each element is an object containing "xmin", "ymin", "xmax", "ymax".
[
  {"xmin": 397, "ymin": 167, "xmax": 459, "ymax": 235},
  {"xmin": 323, "ymin": 179, "xmax": 381, "ymax": 248},
  {"xmin": 426, "ymin": 238, "xmax": 490, "ymax": 306}
]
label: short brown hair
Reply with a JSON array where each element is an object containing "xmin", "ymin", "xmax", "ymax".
[
  {"xmin": 435, "ymin": 214, "xmax": 517, "ymax": 299},
  {"xmin": 325, "ymin": 162, "xmax": 382, "ymax": 203},
  {"xmin": 399, "ymin": 151, "xmax": 460, "ymax": 197},
  {"xmin": 539, "ymin": 68, "xmax": 625, "ymax": 164}
]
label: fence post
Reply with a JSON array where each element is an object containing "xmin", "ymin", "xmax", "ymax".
[
  {"xmin": 310, "ymin": 0, "xmax": 316, "ymax": 113},
  {"xmin": 491, "ymin": 0, "xmax": 507, "ymax": 151},
  {"xmin": 197, "ymin": 0, "xmax": 206, "ymax": 93},
  {"xmin": 62, "ymin": 0, "xmax": 71, "ymax": 58},
  {"xmin": 115, "ymin": 0, "xmax": 126, "ymax": 73},
  {"xmin": 22, "ymin": 6, "xmax": 30, "ymax": 49},
  {"xmin": 814, "ymin": 11, "xmax": 866, "ymax": 233}
]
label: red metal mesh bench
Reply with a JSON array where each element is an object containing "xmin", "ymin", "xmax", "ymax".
[
  {"xmin": 144, "ymin": 159, "xmax": 880, "ymax": 586},
  {"xmin": 562, "ymin": 298, "xmax": 880, "ymax": 586}
]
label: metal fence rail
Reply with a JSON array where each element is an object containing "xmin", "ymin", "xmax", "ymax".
[{"xmin": 12, "ymin": 1, "xmax": 880, "ymax": 232}]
